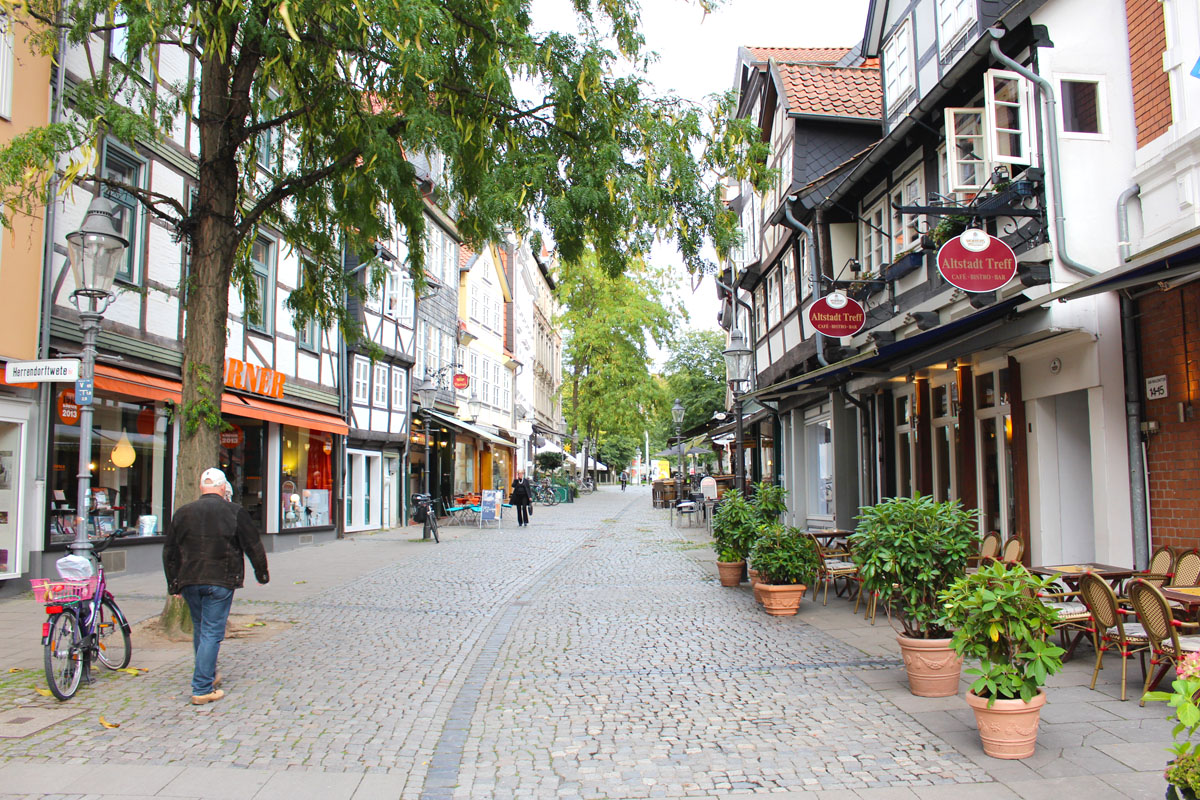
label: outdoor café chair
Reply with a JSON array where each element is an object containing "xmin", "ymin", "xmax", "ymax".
[
  {"xmin": 806, "ymin": 533, "xmax": 859, "ymax": 606},
  {"xmin": 1138, "ymin": 544, "xmax": 1176, "ymax": 588},
  {"xmin": 1078, "ymin": 572, "xmax": 1149, "ymax": 701},
  {"xmin": 998, "ymin": 535, "xmax": 1025, "ymax": 565},
  {"xmin": 1128, "ymin": 579, "xmax": 1200, "ymax": 704},
  {"xmin": 966, "ymin": 531, "xmax": 1001, "ymax": 573}
]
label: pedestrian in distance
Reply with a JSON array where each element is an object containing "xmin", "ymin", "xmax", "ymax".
[
  {"xmin": 620, "ymin": 470, "xmax": 628, "ymax": 491},
  {"xmin": 511, "ymin": 473, "xmax": 533, "ymax": 526},
  {"xmin": 163, "ymin": 468, "xmax": 269, "ymax": 705}
]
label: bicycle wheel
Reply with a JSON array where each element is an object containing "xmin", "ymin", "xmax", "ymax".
[
  {"xmin": 428, "ymin": 513, "xmax": 439, "ymax": 543},
  {"xmin": 44, "ymin": 611, "xmax": 83, "ymax": 700},
  {"xmin": 95, "ymin": 597, "xmax": 132, "ymax": 670},
  {"xmin": 539, "ymin": 490, "xmax": 554, "ymax": 507}
]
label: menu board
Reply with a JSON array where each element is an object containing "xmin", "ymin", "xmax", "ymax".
[{"xmin": 480, "ymin": 490, "xmax": 501, "ymax": 523}]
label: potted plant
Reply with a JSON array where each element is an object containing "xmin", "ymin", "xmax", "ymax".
[
  {"xmin": 939, "ymin": 561, "xmax": 1066, "ymax": 759},
  {"xmin": 710, "ymin": 489, "xmax": 757, "ymax": 587},
  {"xmin": 748, "ymin": 524, "xmax": 818, "ymax": 616},
  {"xmin": 1145, "ymin": 651, "xmax": 1200, "ymax": 798},
  {"xmin": 850, "ymin": 494, "xmax": 979, "ymax": 696}
]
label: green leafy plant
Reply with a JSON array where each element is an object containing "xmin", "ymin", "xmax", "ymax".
[
  {"xmin": 1146, "ymin": 652, "xmax": 1200, "ymax": 795},
  {"xmin": 938, "ymin": 561, "xmax": 1065, "ymax": 705},
  {"xmin": 711, "ymin": 489, "xmax": 757, "ymax": 562},
  {"xmin": 932, "ymin": 215, "xmax": 970, "ymax": 247},
  {"xmin": 749, "ymin": 524, "xmax": 818, "ymax": 586},
  {"xmin": 751, "ymin": 482, "xmax": 788, "ymax": 523},
  {"xmin": 850, "ymin": 494, "xmax": 979, "ymax": 638}
]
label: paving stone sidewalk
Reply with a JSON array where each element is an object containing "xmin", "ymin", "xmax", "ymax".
[{"xmin": 0, "ymin": 486, "xmax": 1182, "ymax": 798}]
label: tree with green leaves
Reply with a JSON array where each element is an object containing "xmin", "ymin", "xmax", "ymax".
[
  {"xmin": 558, "ymin": 251, "xmax": 675, "ymax": 466},
  {"xmin": 663, "ymin": 328, "xmax": 726, "ymax": 432},
  {"xmin": 0, "ymin": 0, "xmax": 771, "ymax": 515}
]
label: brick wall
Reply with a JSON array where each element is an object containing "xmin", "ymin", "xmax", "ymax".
[
  {"xmin": 1125, "ymin": 0, "xmax": 1173, "ymax": 147},
  {"xmin": 1139, "ymin": 283, "xmax": 1200, "ymax": 551}
]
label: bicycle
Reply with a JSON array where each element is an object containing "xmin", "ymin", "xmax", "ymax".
[
  {"xmin": 533, "ymin": 482, "xmax": 560, "ymax": 506},
  {"xmin": 411, "ymin": 493, "xmax": 440, "ymax": 543},
  {"xmin": 579, "ymin": 477, "xmax": 596, "ymax": 494},
  {"xmin": 33, "ymin": 530, "xmax": 134, "ymax": 700}
]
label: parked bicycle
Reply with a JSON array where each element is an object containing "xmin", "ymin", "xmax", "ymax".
[
  {"xmin": 579, "ymin": 477, "xmax": 596, "ymax": 494},
  {"xmin": 33, "ymin": 530, "xmax": 134, "ymax": 700},
  {"xmin": 411, "ymin": 493, "xmax": 440, "ymax": 543},
  {"xmin": 532, "ymin": 481, "xmax": 560, "ymax": 506}
]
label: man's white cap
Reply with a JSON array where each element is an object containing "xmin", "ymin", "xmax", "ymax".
[{"xmin": 200, "ymin": 467, "xmax": 227, "ymax": 488}]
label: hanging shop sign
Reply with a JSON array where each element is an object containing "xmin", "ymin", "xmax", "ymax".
[
  {"xmin": 452, "ymin": 373, "xmax": 470, "ymax": 390},
  {"xmin": 807, "ymin": 292, "xmax": 866, "ymax": 338},
  {"xmin": 224, "ymin": 357, "xmax": 286, "ymax": 399},
  {"xmin": 56, "ymin": 390, "xmax": 79, "ymax": 426},
  {"xmin": 220, "ymin": 423, "xmax": 245, "ymax": 449},
  {"xmin": 936, "ymin": 229, "xmax": 1018, "ymax": 293}
]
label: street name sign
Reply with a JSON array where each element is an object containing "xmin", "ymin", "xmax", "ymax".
[{"xmin": 6, "ymin": 359, "xmax": 80, "ymax": 384}]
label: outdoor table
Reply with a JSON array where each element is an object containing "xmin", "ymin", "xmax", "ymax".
[
  {"xmin": 1159, "ymin": 587, "xmax": 1200, "ymax": 620},
  {"xmin": 807, "ymin": 529, "xmax": 853, "ymax": 556},
  {"xmin": 1029, "ymin": 563, "xmax": 1135, "ymax": 591}
]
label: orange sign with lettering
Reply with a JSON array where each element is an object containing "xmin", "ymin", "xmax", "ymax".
[
  {"xmin": 57, "ymin": 390, "xmax": 79, "ymax": 426},
  {"xmin": 224, "ymin": 357, "xmax": 286, "ymax": 399}
]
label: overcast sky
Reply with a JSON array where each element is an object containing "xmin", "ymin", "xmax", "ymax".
[{"xmin": 530, "ymin": 0, "xmax": 870, "ymax": 359}]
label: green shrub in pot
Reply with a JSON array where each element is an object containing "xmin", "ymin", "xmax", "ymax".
[
  {"xmin": 711, "ymin": 489, "xmax": 758, "ymax": 562},
  {"xmin": 751, "ymin": 482, "xmax": 788, "ymax": 523},
  {"xmin": 749, "ymin": 524, "xmax": 818, "ymax": 586},
  {"xmin": 850, "ymin": 493, "xmax": 979, "ymax": 638}
]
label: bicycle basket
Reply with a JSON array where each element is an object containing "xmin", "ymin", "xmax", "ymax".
[{"xmin": 31, "ymin": 577, "xmax": 98, "ymax": 605}]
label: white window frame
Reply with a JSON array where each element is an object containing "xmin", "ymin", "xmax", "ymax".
[
  {"xmin": 984, "ymin": 69, "xmax": 1033, "ymax": 166},
  {"xmin": 894, "ymin": 388, "xmax": 917, "ymax": 498},
  {"xmin": 1057, "ymin": 73, "xmax": 1108, "ymax": 140},
  {"xmin": 295, "ymin": 259, "xmax": 320, "ymax": 352},
  {"xmin": 944, "ymin": 107, "xmax": 989, "ymax": 194},
  {"xmin": 860, "ymin": 194, "xmax": 889, "ymax": 274},
  {"xmin": 100, "ymin": 142, "xmax": 145, "ymax": 284},
  {"xmin": 804, "ymin": 415, "xmax": 834, "ymax": 520},
  {"xmin": 798, "ymin": 235, "xmax": 812, "ymax": 302},
  {"xmin": 754, "ymin": 284, "xmax": 766, "ymax": 340},
  {"xmin": 891, "ymin": 171, "xmax": 924, "ymax": 254},
  {"xmin": 373, "ymin": 364, "xmax": 389, "ymax": 407},
  {"xmin": 352, "ymin": 357, "xmax": 370, "ymax": 405},
  {"xmin": 398, "ymin": 274, "xmax": 415, "ymax": 326},
  {"xmin": 936, "ymin": 0, "xmax": 976, "ymax": 55},
  {"xmin": 882, "ymin": 18, "xmax": 915, "ymax": 110},
  {"xmin": 766, "ymin": 268, "xmax": 781, "ymax": 330},
  {"xmin": 974, "ymin": 364, "xmax": 1013, "ymax": 538},
  {"xmin": 391, "ymin": 367, "xmax": 406, "ymax": 410},
  {"xmin": 247, "ymin": 235, "xmax": 275, "ymax": 334},
  {"xmin": 781, "ymin": 249, "xmax": 797, "ymax": 315},
  {"xmin": 0, "ymin": 16, "xmax": 12, "ymax": 119},
  {"xmin": 384, "ymin": 269, "xmax": 401, "ymax": 318},
  {"xmin": 931, "ymin": 374, "xmax": 959, "ymax": 503}
]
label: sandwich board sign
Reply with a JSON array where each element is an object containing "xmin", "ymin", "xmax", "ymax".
[{"xmin": 479, "ymin": 490, "xmax": 501, "ymax": 527}]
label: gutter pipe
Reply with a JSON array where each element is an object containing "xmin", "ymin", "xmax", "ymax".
[
  {"xmin": 1117, "ymin": 184, "xmax": 1141, "ymax": 263},
  {"xmin": 1121, "ymin": 294, "xmax": 1151, "ymax": 569},
  {"xmin": 986, "ymin": 29, "xmax": 1096, "ymax": 278},
  {"xmin": 781, "ymin": 196, "xmax": 827, "ymax": 366}
]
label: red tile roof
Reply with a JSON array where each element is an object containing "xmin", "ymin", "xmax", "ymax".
[
  {"xmin": 746, "ymin": 46, "xmax": 850, "ymax": 64},
  {"xmin": 776, "ymin": 62, "xmax": 881, "ymax": 121}
]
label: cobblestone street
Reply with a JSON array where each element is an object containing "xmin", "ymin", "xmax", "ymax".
[{"xmin": 0, "ymin": 488, "xmax": 1176, "ymax": 798}]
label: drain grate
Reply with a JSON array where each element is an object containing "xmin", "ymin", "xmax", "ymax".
[{"xmin": 0, "ymin": 706, "xmax": 84, "ymax": 738}]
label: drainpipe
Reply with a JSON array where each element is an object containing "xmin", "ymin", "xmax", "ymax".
[
  {"xmin": 1121, "ymin": 294, "xmax": 1150, "ymax": 569},
  {"xmin": 781, "ymin": 196, "xmax": 827, "ymax": 365},
  {"xmin": 987, "ymin": 29, "xmax": 1096, "ymax": 278},
  {"xmin": 1117, "ymin": 185, "xmax": 1141, "ymax": 263}
]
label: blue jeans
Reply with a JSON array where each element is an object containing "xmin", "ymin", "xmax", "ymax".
[{"xmin": 181, "ymin": 585, "xmax": 234, "ymax": 695}]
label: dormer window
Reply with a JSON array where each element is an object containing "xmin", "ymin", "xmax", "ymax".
[{"xmin": 937, "ymin": 0, "xmax": 976, "ymax": 54}]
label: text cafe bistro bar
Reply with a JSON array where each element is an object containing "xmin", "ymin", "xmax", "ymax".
[{"xmin": 42, "ymin": 357, "xmax": 348, "ymax": 576}]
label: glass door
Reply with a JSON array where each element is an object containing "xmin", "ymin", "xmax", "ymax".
[
  {"xmin": 974, "ymin": 367, "xmax": 1014, "ymax": 537},
  {"xmin": 894, "ymin": 389, "xmax": 916, "ymax": 497},
  {"xmin": 931, "ymin": 378, "xmax": 958, "ymax": 502}
]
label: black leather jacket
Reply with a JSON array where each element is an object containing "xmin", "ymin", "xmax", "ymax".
[{"xmin": 163, "ymin": 494, "xmax": 269, "ymax": 594}]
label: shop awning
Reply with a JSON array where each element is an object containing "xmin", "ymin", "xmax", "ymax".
[
  {"xmin": 93, "ymin": 364, "xmax": 349, "ymax": 436},
  {"xmin": 427, "ymin": 409, "xmax": 514, "ymax": 449}
]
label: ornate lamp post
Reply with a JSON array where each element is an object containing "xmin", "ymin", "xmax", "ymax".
[
  {"xmin": 671, "ymin": 398, "xmax": 685, "ymax": 502},
  {"xmin": 416, "ymin": 378, "xmax": 438, "ymax": 519},
  {"xmin": 465, "ymin": 391, "xmax": 482, "ymax": 424},
  {"xmin": 66, "ymin": 197, "xmax": 128, "ymax": 556},
  {"xmin": 722, "ymin": 328, "xmax": 752, "ymax": 495}
]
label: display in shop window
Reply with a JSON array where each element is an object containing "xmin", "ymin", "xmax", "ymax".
[{"xmin": 280, "ymin": 425, "xmax": 335, "ymax": 529}]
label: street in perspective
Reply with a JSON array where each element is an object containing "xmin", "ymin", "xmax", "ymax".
[{"xmin": 0, "ymin": 489, "xmax": 1177, "ymax": 799}]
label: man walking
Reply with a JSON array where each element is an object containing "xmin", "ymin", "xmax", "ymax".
[{"xmin": 163, "ymin": 468, "xmax": 269, "ymax": 705}]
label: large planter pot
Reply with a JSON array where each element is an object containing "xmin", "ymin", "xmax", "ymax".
[
  {"xmin": 716, "ymin": 560, "xmax": 745, "ymax": 587},
  {"xmin": 965, "ymin": 689, "xmax": 1046, "ymax": 759},
  {"xmin": 896, "ymin": 635, "xmax": 963, "ymax": 697},
  {"xmin": 757, "ymin": 583, "xmax": 807, "ymax": 616},
  {"xmin": 748, "ymin": 568, "xmax": 761, "ymax": 587}
]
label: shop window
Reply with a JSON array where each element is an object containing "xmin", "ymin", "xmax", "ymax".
[
  {"xmin": 352, "ymin": 357, "xmax": 370, "ymax": 404},
  {"xmin": 1061, "ymin": 78, "xmax": 1104, "ymax": 135},
  {"xmin": 373, "ymin": 364, "xmax": 389, "ymax": 407},
  {"xmin": 974, "ymin": 366, "xmax": 1013, "ymax": 536},
  {"xmin": 454, "ymin": 439, "xmax": 475, "ymax": 494},
  {"xmin": 766, "ymin": 268, "xmax": 781, "ymax": 330},
  {"xmin": 805, "ymin": 418, "xmax": 833, "ymax": 518},
  {"xmin": 100, "ymin": 143, "xmax": 144, "ymax": 284},
  {"xmin": 0, "ymin": 417, "xmax": 23, "ymax": 576},
  {"xmin": 931, "ymin": 379, "xmax": 959, "ymax": 502},
  {"xmin": 247, "ymin": 236, "xmax": 274, "ymax": 333},
  {"xmin": 882, "ymin": 18, "xmax": 915, "ymax": 109},
  {"xmin": 936, "ymin": 0, "xmax": 975, "ymax": 53},
  {"xmin": 49, "ymin": 395, "xmax": 171, "ymax": 544},
  {"xmin": 217, "ymin": 417, "xmax": 266, "ymax": 529},
  {"xmin": 281, "ymin": 426, "xmax": 334, "ymax": 529},
  {"xmin": 895, "ymin": 391, "xmax": 916, "ymax": 497}
]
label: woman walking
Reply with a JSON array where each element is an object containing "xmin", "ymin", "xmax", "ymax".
[{"xmin": 511, "ymin": 474, "xmax": 533, "ymax": 527}]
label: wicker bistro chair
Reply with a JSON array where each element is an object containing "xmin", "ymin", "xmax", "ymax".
[
  {"xmin": 1138, "ymin": 545, "xmax": 1177, "ymax": 588},
  {"xmin": 998, "ymin": 535, "xmax": 1025, "ymax": 565},
  {"xmin": 1078, "ymin": 572, "xmax": 1150, "ymax": 701},
  {"xmin": 806, "ymin": 533, "xmax": 859, "ymax": 606},
  {"xmin": 1170, "ymin": 550, "xmax": 1200, "ymax": 589},
  {"xmin": 1128, "ymin": 579, "xmax": 1200, "ymax": 705},
  {"xmin": 1039, "ymin": 582, "xmax": 1094, "ymax": 661},
  {"xmin": 966, "ymin": 531, "xmax": 1002, "ymax": 570}
]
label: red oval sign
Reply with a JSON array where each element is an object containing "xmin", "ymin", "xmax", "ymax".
[
  {"xmin": 936, "ymin": 230, "xmax": 1018, "ymax": 293},
  {"xmin": 220, "ymin": 424, "xmax": 244, "ymax": 449},
  {"xmin": 57, "ymin": 390, "xmax": 79, "ymax": 426},
  {"xmin": 452, "ymin": 373, "xmax": 470, "ymax": 390},
  {"xmin": 808, "ymin": 293, "xmax": 866, "ymax": 337}
]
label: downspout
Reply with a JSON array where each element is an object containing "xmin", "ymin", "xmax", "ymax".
[
  {"xmin": 987, "ymin": 29, "xmax": 1096, "ymax": 278},
  {"xmin": 782, "ymin": 196, "xmax": 827, "ymax": 365},
  {"xmin": 1121, "ymin": 294, "xmax": 1150, "ymax": 569},
  {"xmin": 1117, "ymin": 184, "xmax": 1141, "ymax": 263}
]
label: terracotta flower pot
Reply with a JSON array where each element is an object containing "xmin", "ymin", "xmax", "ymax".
[
  {"xmin": 716, "ymin": 560, "xmax": 745, "ymax": 587},
  {"xmin": 896, "ymin": 635, "xmax": 963, "ymax": 697},
  {"xmin": 965, "ymin": 688, "xmax": 1046, "ymax": 759},
  {"xmin": 757, "ymin": 583, "xmax": 807, "ymax": 616},
  {"xmin": 748, "ymin": 568, "xmax": 761, "ymax": 587}
]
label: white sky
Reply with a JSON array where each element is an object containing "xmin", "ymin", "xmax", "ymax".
[{"xmin": 530, "ymin": 0, "xmax": 870, "ymax": 362}]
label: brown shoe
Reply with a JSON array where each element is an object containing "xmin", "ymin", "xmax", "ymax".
[
  {"xmin": 191, "ymin": 689, "xmax": 225, "ymax": 705},
  {"xmin": 213, "ymin": 672, "xmax": 222, "ymax": 688}
]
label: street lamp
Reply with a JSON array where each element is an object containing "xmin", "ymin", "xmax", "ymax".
[
  {"xmin": 723, "ymin": 327, "xmax": 752, "ymax": 495},
  {"xmin": 67, "ymin": 196, "xmax": 128, "ymax": 556},
  {"xmin": 671, "ymin": 398, "xmax": 685, "ymax": 504},
  {"xmin": 465, "ymin": 391, "xmax": 482, "ymax": 424}
]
